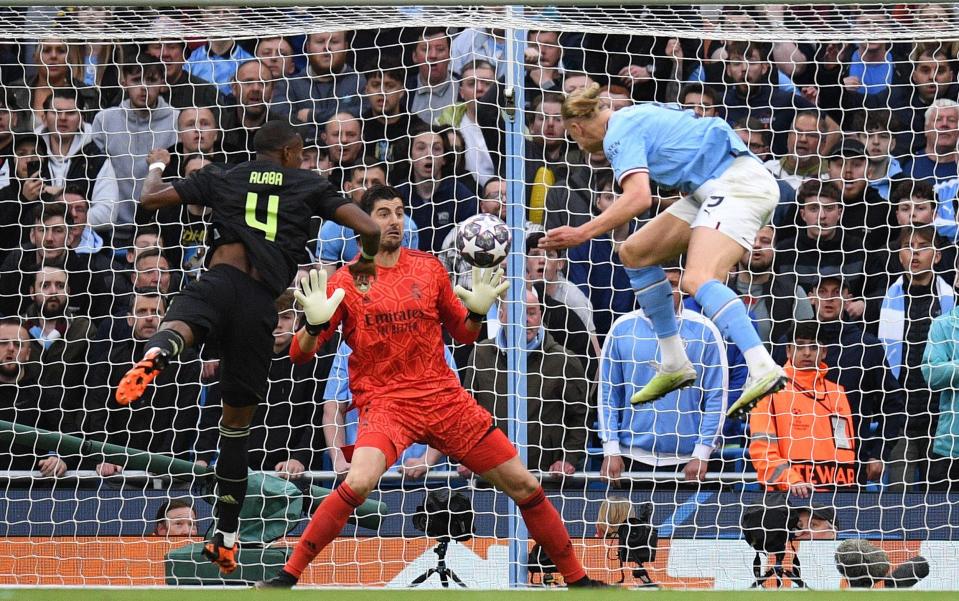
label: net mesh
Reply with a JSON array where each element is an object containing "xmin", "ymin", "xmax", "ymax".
[{"xmin": 0, "ymin": 2, "xmax": 957, "ymax": 590}]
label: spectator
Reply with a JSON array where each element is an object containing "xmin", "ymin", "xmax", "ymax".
[
  {"xmin": 792, "ymin": 506, "xmax": 838, "ymax": 541},
  {"xmin": 197, "ymin": 291, "xmax": 327, "ymax": 475},
  {"xmin": 679, "ymin": 83, "xmax": 719, "ymax": 118},
  {"xmin": 892, "ymin": 46, "xmax": 957, "ymax": 155},
  {"xmin": 0, "ymin": 201, "xmax": 109, "ymax": 319},
  {"xmin": 35, "ymin": 88, "xmax": 119, "ymax": 221},
  {"xmin": 733, "ymin": 116, "xmax": 773, "ymax": 163},
  {"xmin": 853, "ymin": 109, "xmax": 903, "ymax": 200},
  {"xmin": 317, "ymin": 175, "xmax": 417, "ymax": 274},
  {"xmin": 798, "ymin": 270, "xmax": 904, "ymax": 484},
  {"xmin": 880, "ymin": 226, "xmax": 955, "ymax": 491},
  {"xmin": 130, "ymin": 247, "xmax": 175, "ymax": 297},
  {"xmin": 86, "ymin": 290, "xmax": 201, "ymax": 475},
  {"xmin": 824, "ymin": 139, "xmax": 897, "ymax": 250},
  {"xmin": 526, "ymin": 30, "xmax": 564, "ymax": 92},
  {"xmin": 319, "ymin": 112, "xmax": 364, "ymax": 189},
  {"xmin": 0, "ymin": 317, "xmax": 72, "ymax": 477},
  {"xmin": 565, "ymin": 171, "xmax": 636, "ymax": 338},
  {"xmin": 8, "ymin": 38, "xmax": 99, "ymax": 131},
  {"xmin": 437, "ymin": 60, "xmax": 498, "ymax": 187},
  {"xmin": 0, "ymin": 95, "xmax": 22, "ymax": 260},
  {"xmin": 161, "ymin": 107, "xmax": 224, "ymax": 179},
  {"xmin": 144, "ymin": 37, "xmax": 220, "ymax": 110},
  {"xmin": 597, "ymin": 85, "xmax": 632, "ymax": 112},
  {"xmin": 561, "ymin": 72, "xmax": 596, "ymax": 96},
  {"xmin": 719, "ymin": 41, "xmax": 838, "ymax": 155},
  {"xmin": 598, "ymin": 264, "xmax": 726, "ymax": 484},
  {"xmin": 730, "ymin": 225, "xmax": 814, "ymax": 349},
  {"xmin": 527, "ymin": 91, "xmax": 585, "ymax": 225},
  {"xmin": 774, "ymin": 180, "xmax": 865, "ymax": 294},
  {"xmin": 91, "ymin": 53, "xmax": 178, "ymax": 248},
  {"xmin": 525, "ymin": 232, "xmax": 602, "ymax": 364},
  {"xmin": 451, "ymin": 27, "xmax": 508, "ymax": 79},
  {"xmin": 109, "ymin": 224, "xmax": 163, "ymax": 299},
  {"xmin": 397, "ymin": 128, "xmax": 475, "ymax": 253},
  {"xmin": 63, "ymin": 188, "xmax": 106, "ymax": 261},
  {"xmin": 463, "ymin": 287, "xmax": 589, "ymax": 476},
  {"xmin": 154, "ymin": 499, "xmax": 198, "ymax": 537},
  {"xmin": 221, "ymin": 60, "xmax": 280, "ymax": 162},
  {"xmin": 763, "ymin": 110, "xmax": 826, "ymax": 191},
  {"xmin": 862, "ymin": 180, "xmax": 956, "ymax": 326},
  {"xmin": 23, "ymin": 265, "xmax": 95, "ymax": 434},
  {"xmin": 922, "ymin": 292, "xmax": 959, "ymax": 490},
  {"xmin": 255, "ymin": 36, "xmax": 296, "ymax": 80},
  {"xmin": 750, "ymin": 321, "xmax": 857, "ymax": 494},
  {"xmin": 183, "ymin": 36, "xmax": 254, "ymax": 97},
  {"xmin": 273, "ymin": 31, "xmax": 365, "ymax": 130},
  {"xmin": 408, "ymin": 27, "xmax": 457, "ymax": 126},
  {"xmin": 901, "ymin": 99, "xmax": 959, "ymax": 182},
  {"xmin": 362, "ymin": 56, "xmax": 423, "ymax": 165},
  {"xmin": 846, "ymin": 36, "xmax": 894, "ymax": 98}
]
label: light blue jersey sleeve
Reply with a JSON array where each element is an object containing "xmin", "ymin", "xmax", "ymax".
[{"xmin": 605, "ymin": 103, "xmax": 751, "ymax": 193}]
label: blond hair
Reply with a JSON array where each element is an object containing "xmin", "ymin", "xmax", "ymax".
[
  {"xmin": 562, "ymin": 82, "xmax": 603, "ymax": 121},
  {"xmin": 597, "ymin": 496, "xmax": 634, "ymax": 533}
]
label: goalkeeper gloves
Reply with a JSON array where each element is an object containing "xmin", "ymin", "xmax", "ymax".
[
  {"xmin": 294, "ymin": 269, "xmax": 345, "ymax": 334},
  {"xmin": 455, "ymin": 266, "xmax": 509, "ymax": 319}
]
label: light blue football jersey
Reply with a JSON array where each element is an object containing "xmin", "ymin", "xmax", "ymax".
[{"xmin": 604, "ymin": 103, "xmax": 751, "ymax": 194}]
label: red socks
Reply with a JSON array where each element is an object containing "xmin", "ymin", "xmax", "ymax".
[
  {"xmin": 518, "ymin": 487, "xmax": 587, "ymax": 584},
  {"xmin": 284, "ymin": 482, "xmax": 365, "ymax": 578}
]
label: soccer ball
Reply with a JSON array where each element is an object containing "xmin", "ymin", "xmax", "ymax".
[{"xmin": 455, "ymin": 213, "xmax": 511, "ymax": 268}]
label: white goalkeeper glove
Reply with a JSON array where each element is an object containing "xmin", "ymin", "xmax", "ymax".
[
  {"xmin": 455, "ymin": 266, "xmax": 509, "ymax": 319},
  {"xmin": 294, "ymin": 269, "xmax": 345, "ymax": 334}
]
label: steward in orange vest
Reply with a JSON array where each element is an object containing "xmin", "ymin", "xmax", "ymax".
[{"xmin": 750, "ymin": 322, "xmax": 857, "ymax": 493}]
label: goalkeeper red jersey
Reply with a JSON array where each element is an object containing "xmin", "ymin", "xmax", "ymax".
[{"xmin": 292, "ymin": 248, "xmax": 480, "ymax": 406}]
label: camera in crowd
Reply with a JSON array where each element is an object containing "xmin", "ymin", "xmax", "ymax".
[{"xmin": 835, "ymin": 539, "xmax": 929, "ymax": 589}]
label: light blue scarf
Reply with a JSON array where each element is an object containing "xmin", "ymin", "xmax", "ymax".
[
  {"xmin": 495, "ymin": 324, "xmax": 545, "ymax": 353},
  {"xmin": 879, "ymin": 275, "xmax": 955, "ymax": 379}
]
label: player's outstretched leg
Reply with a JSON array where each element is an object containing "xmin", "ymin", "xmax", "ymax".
[
  {"xmin": 257, "ymin": 447, "xmax": 388, "ymax": 588},
  {"xmin": 625, "ymin": 266, "xmax": 696, "ymax": 405},
  {"xmin": 462, "ymin": 430, "xmax": 612, "ymax": 588},
  {"xmin": 619, "ymin": 214, "xmax": 698, "ymax": 404},
  {"xmin": 683, "ymin": 227, "xmax": 785, "ymax": 417},
  {"xmin": 203, "ymin": 405, "xmax": 257, "ymax": 574},
  {"xmin": 115, "ymin": 324, "xmax": 189, "ymax": 405}
]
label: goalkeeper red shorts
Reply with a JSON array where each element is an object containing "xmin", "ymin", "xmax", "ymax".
[{"xmin": 354, "ymin": 388, "xmax": 517, "ymax": 472}]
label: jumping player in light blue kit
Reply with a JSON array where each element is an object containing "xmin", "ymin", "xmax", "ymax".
[{"xmin": 542, "ymin": 83, "xmax": 785, "ymax": 417}]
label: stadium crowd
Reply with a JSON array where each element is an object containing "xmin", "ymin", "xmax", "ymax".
[{"xmin": 2, "ymin": 5, "xmax": 959, "ymax": 495}]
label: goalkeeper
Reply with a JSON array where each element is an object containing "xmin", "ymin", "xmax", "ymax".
[
  {"xmin": 260, "ymin": 185, "xmax": 603, "ymax": 588},
  {"xmin": 542, "ymin": 84, "xmax": 785, "ymax": 416}
]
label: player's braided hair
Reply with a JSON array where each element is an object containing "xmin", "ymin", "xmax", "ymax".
[{"xmin": 561, "ymin": 82, "xmax": 602, "ymax": 121}]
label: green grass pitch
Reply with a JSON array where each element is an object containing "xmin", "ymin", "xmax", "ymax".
[{"xmin": 2, "ymin": 590, "xmax": 959, "ymax": 600}]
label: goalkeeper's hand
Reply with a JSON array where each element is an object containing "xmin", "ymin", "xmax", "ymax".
[
  {"xmin": 294, "ymin": 269, "xmax": 345, "ymax": 327},
  {"xmin": 455, "ymin": 266, "xmax": 509, "ymax": 315}
]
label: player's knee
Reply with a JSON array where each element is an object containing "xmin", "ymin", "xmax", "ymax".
[
  {"xmin": 618, "ymin": 241, "xmax": 647, "ymax": 269},
  {"xmin": 679, "ymin": 268, "xmax": 714, "ymax": 296},
  {"xmin": 501, "ymin": 469, "xmax": 540, "ymax": 501},
  {"xmin": 344, "ymin": 469, "xmax": 378, "ymax": 498}
]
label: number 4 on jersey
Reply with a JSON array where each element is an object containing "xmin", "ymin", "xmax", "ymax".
[{"xmin": 246, "ymin": 192, "xmax": 279, "ymax": 241}]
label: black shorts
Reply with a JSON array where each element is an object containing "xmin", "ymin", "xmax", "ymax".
[{"xmin": 164, "ymin": 264, "xmax": 277, "ymax": 406}]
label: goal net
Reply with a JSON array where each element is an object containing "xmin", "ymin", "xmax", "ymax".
[{"xmin": 0, "ymin": 2, "xmax": 957, "ymax": 590}]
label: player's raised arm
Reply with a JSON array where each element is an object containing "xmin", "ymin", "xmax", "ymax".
[
  {"xmin": 139, "ymin": 148, "xmax": 184, "ymax": 211},
  {"xmin": 291, "ymin": 269, "xmax": 345, "ymax": 363},
  {"xmin": 541, "ymin": 171, "xmax": 653, "ymax": 251},
  {"xmin": 446, "ymin": 265, "xmax": 509, "ymax": 342},
  {"xmin": 540, "ymin": 84, "xmax": 653, "ymax": 251}
]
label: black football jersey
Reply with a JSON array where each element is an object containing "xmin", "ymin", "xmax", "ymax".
[{"xmin": 172, "ymin": 160, "xmax": 350, "ymax": 297}]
